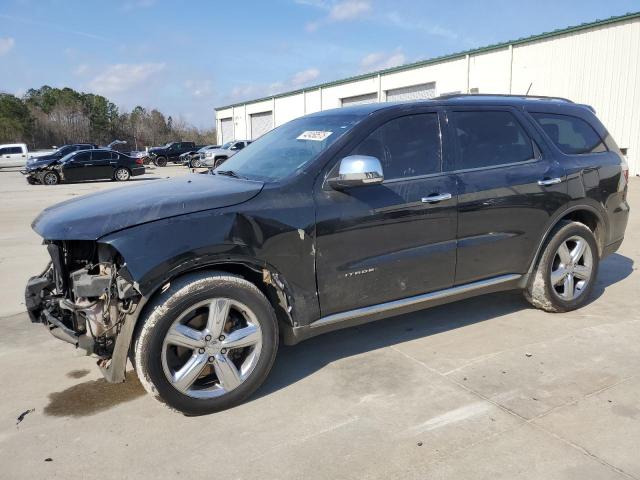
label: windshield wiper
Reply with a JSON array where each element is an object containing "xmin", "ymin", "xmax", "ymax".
[{"xmin": 216, "ymin": 170, "xmax": 244, "ymax": 179}]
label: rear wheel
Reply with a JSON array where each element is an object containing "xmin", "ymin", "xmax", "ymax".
[
  {"xmin": 42, "ymin": 171, "xmax": 60, "ymax": 185},
  {"xmin": 524, "ymin": 221, "xmax": 599, "ymax": 312},
  {"xmin": 134, "ymin": 272, "xmax": 278, "ymax": 415},
  {"xmin": 114, "ymin": 167, "xmax": 131, "ymax": 181}
]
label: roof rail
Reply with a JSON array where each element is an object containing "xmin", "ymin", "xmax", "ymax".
[{"xmin": 434, "ymin": 93, "xmax": 574, "ymax": 103}]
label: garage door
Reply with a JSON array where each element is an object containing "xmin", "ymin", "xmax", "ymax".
[
  {"xmin": 341, "ymin": 93, "xmax": 378, "ymax": 107},
  {"xmin": 250, "ymin": 111, "xmax": 273, "ymax": 140},
  {"xmin": 386, "ymin": 82, "xmax": 437, "ymax": 102},
  {"xmin": 220, "ymin": 118, "xmax": 233, "ymax": 143}
]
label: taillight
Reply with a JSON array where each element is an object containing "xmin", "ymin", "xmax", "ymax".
[{"xmin": 135, "ymin": 158, "xmax": 144, "ymax": 165}]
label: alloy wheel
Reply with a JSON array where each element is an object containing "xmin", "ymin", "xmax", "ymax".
[
  {"xmin": 161, "ymin": 298, "xmax": 263, "ymax": 398},
  {"xmin": 550, "ymin": 235, "xmax": 593, "ymax": 301},
  {"xmin": 43, "ymin": 172, "xmax": 58, "ymax": 185},
  {"xmin": 115, "ymin": 168, "xmax": 130, "ymax": 181}
]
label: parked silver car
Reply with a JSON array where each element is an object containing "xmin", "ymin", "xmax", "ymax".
[{"xmin": 201, "ymin": 140, "xmax": 251, "ymax": 168}]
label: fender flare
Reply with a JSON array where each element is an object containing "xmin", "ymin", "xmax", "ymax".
[{"xmin": 526, "ymin": 203, "xmax": 607, "ymax": 276}]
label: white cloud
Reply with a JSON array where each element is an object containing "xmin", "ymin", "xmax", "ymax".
[
  {"xmin": 73, "ymin": 64, "xmax": 90, "ymax": 76},
  {"xmin": 360, "ymin": 49, "xmax": 405, "ymax": 71},
  {"xmin": 184, "ymin": 79, "xmax": 213, "ymax": 98},
  {"xmin": 0, "ymin": 37, "xmax": 15, "ymax": 56},
  {"xmin": 121, "ymin": 0, "xmax": 156, "ymax": 11},
  {"xmin": 385, "ymin": 12, "xmax": 458, "ymax": 40},
  {"xmin": 291, "ymin": 68, "xmax": 320, "ymax": 86},
  {"xmin": 329, "ymin": 0, "xmax": 370, "ymax": 21},
  {"xmin": 88, "ymin": 62, "xmax": 166, "ymax": 94},
  {"xmin": 300, "ymin": 0, "xmax": 371, "ymax": 31},
  {"xmin": 228, "ymin": 68, "xmax": 320, "ymax": 101}
]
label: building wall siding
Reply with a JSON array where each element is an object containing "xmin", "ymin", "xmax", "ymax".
[{"xmin": 216, "ymin": 16, "xmax": 640, "ymax": 174}]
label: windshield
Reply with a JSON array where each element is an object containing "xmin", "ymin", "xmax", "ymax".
[
  {"xmin": 215, "ymin": 114, "xmax": 364, "ymax": 181},
  {"xmin": 60, "ymin": 152, "xmax": 76, "ymax": 163},
  {"xmin": 221, "ymin": 142, "xmax": 233, "ymax": 149}
]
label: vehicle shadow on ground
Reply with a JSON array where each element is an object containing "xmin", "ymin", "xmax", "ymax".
[
  {"xmin": 43, "ymin": 371, "xmax": 145, "ymax": 417},
  {"xmin": 254, "ymin": 253, "xmax": 634, "ymax": 400},
  {"xmin": 65, "ymin": 177, "xmax": 160, "ymax": 185}
]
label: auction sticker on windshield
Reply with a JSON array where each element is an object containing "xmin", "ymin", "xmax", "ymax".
[{"xmin": 297, "ymin": 131, "xmax": 333, "ymax": 141}]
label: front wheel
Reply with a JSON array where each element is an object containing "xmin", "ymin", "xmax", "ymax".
[
  {"xmin": 134, "ymin": 272, "xmax": 279, "ymax": 415},
  {"xmin": 524, "ymin": 220, "xmax": 599, "ymax": 312},
  {"xmin": 154, "ymin": 156, "xmax": 168, "ymax": 167},
  {"xmin": 42, "ymin": 171, "xmax": 60, "ymax": 185},
  {"xmin": 114, "ymin": 167, "xmax": 131, "ymax": 181}
]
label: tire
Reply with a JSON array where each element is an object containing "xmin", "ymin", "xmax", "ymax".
[
  {"xmin": 114, "ymin": 167, "xmax": 131, "ymax": 181},
  {"xmin": 524, "ymin": 220, "xmax": 599, "ymax": 312},
  {"xmin": 192, "ymin": 158, "xmax": 202, "ymax": 168},
  {"xmin": 155, "ymin": 156, "xmax": 168, "ymax": 167},
  {"xmin": 42, "ymin": 171, "xmax": 60, "ymax": 185},
  {"xmin": 134, "ymin": 271, "xmax": 279, "ymax": 415},
  {"xmin": 214, "ymin": 156, "xmax": 227, "ymax": 168},
  {"xmin": 26, "ymin": 177, "xmax": 37, "ymax": 185}
]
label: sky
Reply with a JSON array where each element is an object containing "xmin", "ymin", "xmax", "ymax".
[{"xmin": 0, "ymin": 0, "xmax": 638, "ymax": 128}]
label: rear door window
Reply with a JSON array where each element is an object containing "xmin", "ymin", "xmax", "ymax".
[
  {"xmin": 1, "ymin": 147, "xmax": 22, "ymax": 154},
  {"xmin": 73, "ymin": 151, "xmax": 92, "ymax": 162},
  {"xmin": 92, "ymin": 151, "xmax": 112, "ymax": 160},
  {"xmin": 451, "ymin": 111, "xmax": 534, "ymax": 170},
  {"xmin": 530, "ymin": 112, "xmax": 607, "ymax": 154},
  {"xmin": 349, "ymin": 113, "xmax": 442, "ymax": 180}
]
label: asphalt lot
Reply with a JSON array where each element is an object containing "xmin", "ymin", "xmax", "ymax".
[{"xmin": 0, "ymin": 167, "xmax": 638, "ymax": 479}]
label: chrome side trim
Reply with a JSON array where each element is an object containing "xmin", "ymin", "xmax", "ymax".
[{"xmin": 311, "ymin": 274, "xmax": 522, "ymax": 329}]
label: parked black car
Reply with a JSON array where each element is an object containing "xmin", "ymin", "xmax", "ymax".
[
  {"xmin": 25, "ymin": 95, "xmax": 629, "ymax": 415},
  {"xmin": 26, "ymin": 143, "xmax": 98, "ymax": 165},
  {"xmin": 22, "ymin": 148, "xmax": 145, "ymax": 185},
  {"xmin": 148, "ymin": 141, "xmax": 196, "ymax": 166}
]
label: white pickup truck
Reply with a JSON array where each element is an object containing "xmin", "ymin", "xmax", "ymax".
[{"xmin": 0, "ymin": 143, "xmax": 54, "ymax": 169}]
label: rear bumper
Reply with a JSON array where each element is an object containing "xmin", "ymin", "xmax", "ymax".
[{"xmin": 131, "ymin": 166, "xmax": 145, "ymax": 176}]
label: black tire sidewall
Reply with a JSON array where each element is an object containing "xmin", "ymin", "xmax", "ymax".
[
  {"xmin": 155, "ymin": 156, "xmax": 167, "ymax": 167},
  {"xmin": 139, "ymin": 276, "xmax": 278, "ymax": 415},
  {"xmin": 540, "ymin": 222, "xmax": 599, "ymax": 311}
]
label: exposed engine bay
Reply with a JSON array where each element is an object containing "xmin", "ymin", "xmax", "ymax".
[{"xmin": 25, "ymin": 240, "xmax": 142, "ymax": 382}]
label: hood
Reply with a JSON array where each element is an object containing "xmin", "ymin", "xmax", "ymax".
[
  {"xmin": 26, "ymin": 157, "xmax": 59, "ymax": 170},
  {"xmin": 32, "ymin": 173, "xmax": 264, "ymax": 240},
  {"xmin": 28, "ymin": 153, "xmax": 60, "ymax": 164},
  {"xmin": 148, "ymin": 147, "xmax": 164, "ymax": 154}
]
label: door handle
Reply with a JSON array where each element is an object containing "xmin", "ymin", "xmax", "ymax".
[
  {"xmin": 421, "ymin": 193, "xmax": 452, "ymax": 203},
  {"xmin": 537, "ymin": 177, "xmax": 562, "ymax": 186}
]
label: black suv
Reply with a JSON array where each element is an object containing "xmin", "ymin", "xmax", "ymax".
[
  {"xmin": 148, "ymin": 141, "xmax": 196, "ymax": 166},
  {"xmin": 25, "ymin": 95, "xmax": 629, "ymax": 415}
]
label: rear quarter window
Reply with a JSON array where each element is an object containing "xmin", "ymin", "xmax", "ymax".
[{"xmin": 531, "ymin": 112, "xmax": 607, "ymax": 155}]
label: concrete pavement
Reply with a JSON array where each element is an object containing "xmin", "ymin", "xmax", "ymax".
[{"xmin": 0, "ymin": 167, "xmax": 637, "ymax": 479}]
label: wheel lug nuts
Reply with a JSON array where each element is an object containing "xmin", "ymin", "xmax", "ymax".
[
  {"xmin": 208, "ymin": 356, "xmax": 215, "ymax": 363},
  {"xmin": 204, "ymin": 335, "xmax": 212, "ymax": 341},
  {"xmin": 198, "ymin": 348, "xmax": 205, "ymax": 354},
  {"xmin": 219, "ymin": 335, "xmax": 225, "ymax": 341},
  {"xmin": 221, "ymin": 348, "xmax": 227, "ymax": 354}
]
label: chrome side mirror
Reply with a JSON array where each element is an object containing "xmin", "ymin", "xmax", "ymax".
[{"xmin": 328, "ymin": 155, "xmax": 384, "ymax": 190}]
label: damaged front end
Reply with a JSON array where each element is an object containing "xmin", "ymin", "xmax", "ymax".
[{"xmin": 25, "ymin": 240, "xmax": 143, "ymax": 383}]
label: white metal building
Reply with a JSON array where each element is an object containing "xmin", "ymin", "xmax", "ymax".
[{"xmin": 215, "ymin": 12, "xmax": 640, "ymax": 174}]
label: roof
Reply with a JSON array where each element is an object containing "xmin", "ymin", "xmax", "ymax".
[
  {"xmin": 306, "ymin": 94, "xmax": 592, "ymax": 117},
  {"xmin": 215, "ymin": 11, "xmax": 640, "ymax": 111}
]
